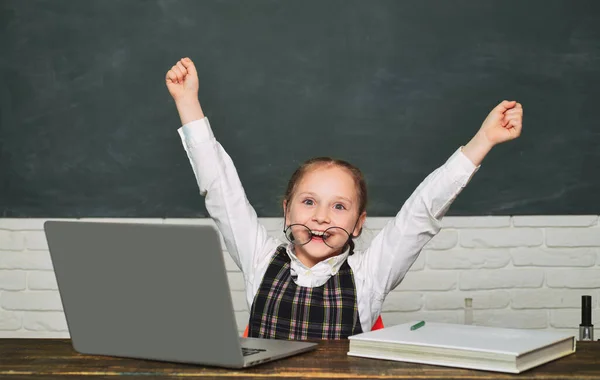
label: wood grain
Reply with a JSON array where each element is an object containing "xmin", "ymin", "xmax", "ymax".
[{"xmin": 0, "ymin": 339, "xmax": 598, "ymax": 379}]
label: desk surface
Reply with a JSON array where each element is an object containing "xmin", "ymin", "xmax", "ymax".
[{"xmin": 0, "ymin": 339, "xmax": 598, "ymax": 379}]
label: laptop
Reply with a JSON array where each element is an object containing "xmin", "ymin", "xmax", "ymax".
[{"xmin": 43, "ymin": 220, "xmax": 318, "ymax": 368}]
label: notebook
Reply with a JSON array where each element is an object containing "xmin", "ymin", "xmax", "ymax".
[
  {"xmin": 347, "ymin": 321, "xmax": 576, "ymax": 373},
  {"xmin": 44, "ymin": 221, "xmax": 317, "ymax": 368}
]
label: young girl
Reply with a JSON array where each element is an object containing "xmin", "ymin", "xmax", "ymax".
[{"xmin": 166, "ymin": 57, "xmax": 523, "ymax": 340}]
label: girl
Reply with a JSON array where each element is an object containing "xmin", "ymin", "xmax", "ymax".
[{"xmin": 166, "ymin": 57, "xmax": 523, "ymax": 340}]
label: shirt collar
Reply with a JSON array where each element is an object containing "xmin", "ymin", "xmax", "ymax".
[{"xmin": 284, "ymin": 243, "xmax": 350, "ymax": 287}]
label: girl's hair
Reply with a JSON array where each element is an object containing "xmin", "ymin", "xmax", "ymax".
[{"xmin": 283, "ymin": 157, "xmax": 368, "ymax": 254}]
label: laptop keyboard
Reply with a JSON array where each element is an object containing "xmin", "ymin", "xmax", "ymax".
[{"xmin": 242, "ymin": 347, "xmax": 267, "ymax": 357}]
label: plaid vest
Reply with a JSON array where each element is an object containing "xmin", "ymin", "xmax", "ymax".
[{"xmin": 247, "ymin": 245, "xmax": 363, "ymax": 340}]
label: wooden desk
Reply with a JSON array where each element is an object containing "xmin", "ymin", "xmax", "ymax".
[{"xmin": 0, "ymin": 339, "xmax": 598, "ymax": 379}]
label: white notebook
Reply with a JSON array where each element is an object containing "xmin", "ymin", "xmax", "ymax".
[{"xmin": 347, "ymin": 321, "xmax": 576, "ymax": 373}]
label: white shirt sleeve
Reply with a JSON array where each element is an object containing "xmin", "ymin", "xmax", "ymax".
[
  {"xmin": 348, "ymin": 147, "xmax": 480, "ymax": 330},
  {"xmin": 177, "ymin": 117, "xmax": 280, "ymax": 307}
]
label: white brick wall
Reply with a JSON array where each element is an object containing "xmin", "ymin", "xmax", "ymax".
[{"xmin": 1, "ymin": 216, "xmax": 599, "ymax": 339}]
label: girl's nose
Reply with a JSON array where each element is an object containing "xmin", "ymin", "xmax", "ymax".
[{"xmin": 312, "ymin": 205, "xmax": 330, "ymax": 224}]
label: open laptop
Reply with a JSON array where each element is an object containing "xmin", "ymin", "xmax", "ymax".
[{"xmin": 43, "ymin": 220, "xmax": 317, "ymax": 368}]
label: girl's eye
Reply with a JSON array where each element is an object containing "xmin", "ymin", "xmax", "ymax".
[
  {"xmin": 302, "ymin": 199, "xmax": 314, "ymax": 206},
  {"xmin": 334, "ymin": 203, "xmax": 346, "ymax": 210}
]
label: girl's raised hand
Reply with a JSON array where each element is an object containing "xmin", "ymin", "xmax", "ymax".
[
  {"xmin": 478, "ymin": 100, "xmax": 523, "ymax": 146},
  {"xmin": 165, "ymin": 57, "xmax": 199, "ymax": 102}
]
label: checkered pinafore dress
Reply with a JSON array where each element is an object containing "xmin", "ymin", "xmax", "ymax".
[{"xmin": 247, "ymin": 245, "xmax": 363, "ymax": 340}]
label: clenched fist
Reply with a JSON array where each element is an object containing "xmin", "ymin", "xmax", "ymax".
[
  {"xmin": 478, "ymin": 100, "xmax": 524, "ymax": 146},
  {"xmin": 461, "ymin": 100, "xmax": 524, "ymax": 166},
  {"xmin": 165, "ymin": 57, "xmax": 199, "ymax": 102}
]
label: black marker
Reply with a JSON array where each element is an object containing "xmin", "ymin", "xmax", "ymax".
[{"xmin": 579, "ymin": 295, "xmax": 594, "ymax": 341}]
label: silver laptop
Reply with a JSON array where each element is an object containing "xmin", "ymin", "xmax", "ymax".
[{"xmin": 44, "ymin": 220, "xmax": 317, "ymax": 368}]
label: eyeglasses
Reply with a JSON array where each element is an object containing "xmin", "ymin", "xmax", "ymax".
[
  {"xmin": 283, "ymin": 224, "xmax": 351, "ymax": 249},
  {"xmin": 283, "ymin": 203, "xmax": 361, "ymax": 250}
]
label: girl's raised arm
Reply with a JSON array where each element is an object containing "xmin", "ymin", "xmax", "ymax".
[
  {"xmin": 167, "ymin": 58, "xmax": 279, "ymax": 280},
  {"xmin": 357, "ymin": 100, "xmax": 523, "ymax": 305}
]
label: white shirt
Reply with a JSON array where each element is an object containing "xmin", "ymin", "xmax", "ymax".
[{"xmin": 178, "ymin": 117, "xmax": 480, "ymax": 332}]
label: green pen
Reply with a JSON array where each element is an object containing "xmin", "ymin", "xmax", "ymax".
[{"xmin": 410, "ymin": 320, "xmax": 425, "ymax": 331}]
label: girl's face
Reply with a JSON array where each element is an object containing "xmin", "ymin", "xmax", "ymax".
[{"xmin": 284, "ymin": 165, "xmax": 366, "ymax": 268}]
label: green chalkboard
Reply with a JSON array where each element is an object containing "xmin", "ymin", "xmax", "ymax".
[{"xmin": 1, "ymin": 0, "xmax": 599, "ymax": 217}]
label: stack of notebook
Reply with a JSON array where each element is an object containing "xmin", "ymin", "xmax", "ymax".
[{"xmin": 348, "ymin": 321, "xmax": 576, "ymax": 373}]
